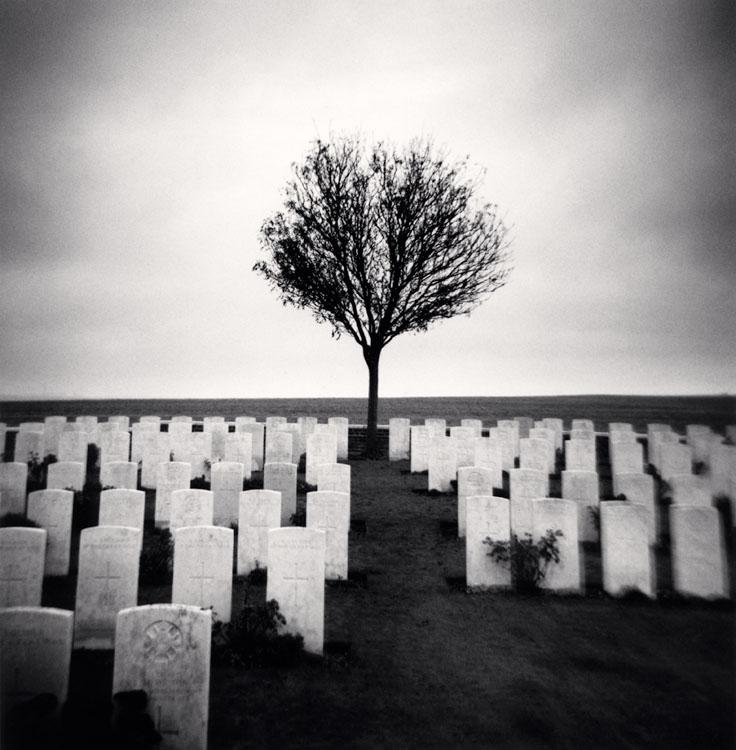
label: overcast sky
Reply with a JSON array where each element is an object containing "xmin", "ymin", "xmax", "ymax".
[{"xmin": 1, "ymin": 0, "xmax": 734, "ymax": 399}]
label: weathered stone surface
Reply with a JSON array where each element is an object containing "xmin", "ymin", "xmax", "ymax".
[
  {"xmin": 317, "ymin": 463, "xmax": 351, "ymax": 496},
  {"xmin": 74, "ymin": 526, "xmax": 139, "ymax": 649},
  {"xmin": 99, "ymin": 489, "xmax": 145, "ymax": 548},
  {"xmin": 410, "ymin": 426, "xmax": 432, "ymax": 474},
  {"xmin": 610, "ymin": 442, "xmax": 644, "ymax": 494},
  {"xmin": 139, "ymin": 416, "xmax": 162, "ymax": 425},
  {"xmin": 264, "ymin": 462, "xmax": 297, "ymax": 525},
  {"xmin": 266, "ymin": 431, "xmax": 293, "ymax": 465},
  {"xmin": 172, "ymin": 526, "xmax": 234, "ymax": 623},
  {"xmin": 189, "ymin": 432, "xmax": 213, "ymax": 481},
  {"xmin": 561, "ymin": 470, "xmax": 600, "ymax": 542},
  {"xmin": 224, "ymin": 433, "xmax": 252, "ymax": 474},
  {"xmin": 668, "ymin": 474, "xmax": 712, "ymax": 507},
  {"xmin": 203, "ymin": 421, "xmax": 229, "ymax": 462},
  {"xmin": 497, "ymin": 420, "xmax": 520, "ymax": 458},
  {"xmin": 42, "ymin": 416, "xmax": 67, "ymax": 458},
  {"xmin": 659, "ymin": 443, "xmax": 692, "ymax": 481},
  {"xmin": 528, "ymin": 428, "xmax": 556, "ymax": 471},
  {"xmin": 0, "ymin": 528, "xmax": 46, "ymax": 606},
  {"xmin": 169, "ymin": 489, "xmax": 214, "ymax": 532},
  {"xmin": 237, "ymin": 490, "xmax": 281, "ymax": 575},
  {"xmin": 513, "ymin": 416, "xmax": 534, "ymax": 439},
  {"xmin": 572, "ymin": 419, "xmax": 595, "ymax": 431},
  {"xmin": 520, "ymin": 437, "xmax": 551, "ymax": 474},
  {"xmin": 211, "ymin": 462, "xmax": 244, "ymax": 527},
  {"xmin": 509, "ymin": 468, "xmax": 549, "ymax": 538},
  {"xmin": 460, "ymin": 419, "xmax": 483, "ymax": 437},
  {"xmin": 428, "ymin": 437, "xmax": 458, "ymax": 492},
  {"xmin": 424, "ymin": 418, "xmax": 447, "ymax": 438},
  {"xmin": 46, "ymin": 461, "xmax": 84, "ymax": 492},
  {"xmin": 100, "ymin": 430, "xmax": 130, "ymax": 465},
  {"xmin": 450, "ymin": 426, "xmax": 477, "ymax": 469},
  {"xmin": 488, "ymin": 427, "xmax": 515, "ymax": 471},
  {"xmin": 465, "ymin": 495, "xmax": 512, "ymax": 589},
  {"xmin": 306, "ymin": 433, "xmax": 337, "ymax": 486},
  {"xmin": 565, "ymin": 438, "xmax": 596, "ymax": 472},
  {"xmin": 58, "ymin": 430, "xmax": 88, "ymax": 465},
  {"xmin": 531, "ymin": 499, "xmax": 581, "ymax": 593},
  {"xmin": 649, "ymin": 430, "xmax": 679, "ymax": 471},
  {"xmin": 100, "ymin": 461, "xmax": 138, "ymax": 490},
  {"xmin": 472, "ymin": 437, "xmax": 503, "ymax": 489},
  {"xmin": 457, "ymin": 467, "xmax": 495, "ymax": 538},
  {"xmin": 389, "ymin": 418, "xmax": 411, "ymax": 461},
  {"xmin": 307, "ymin": 491, "xmax": 350, "ymax": 580},
  {"xmin": 113, "ymin": 604, "xmax": 211, "ymax": 750},
  {"xmin": 670, "ymin": 505, "xmax": 729, "ymax": 599},
  {"xmin": 267, "ymin": 528, "xmax": 326, "ymax": 654},
  {"xmin": 0, "ymin": 462, "xmax": 28, "ymax": 516},
  {"xmin": 541, "ymin": 418, "xmax": 564, "ymax": 451},
  {"xmin": 601, "ymin": 502, "xmax": 653, "ymax": 597},
  {"xmin": 0, "ymin": 607, "xmax": 74, "ymax": 713},
  {"xmin": 140, "ymin": 433, "xmax": 171, "ymax": 490},
  {"xmin": 14, "ymin": 430, "xmax": 43, "ymax": 464},
  {"xmin": 27, "ymin": 489, "xmax": 74, "ymax": 576},
  {"xmin": 155, "ymin": 462, "xmax": 191, "ymax": 528},
  {"xmin": 328, "ymin": 417, "xmax": 349, "ymax": 461},
  {"xmin": 614, "ymin": 473, "xmax": 657, "ymax": 543},
  {"xmin": 235, "ymin": 422, "xmax": 264, "ymax": 471}
]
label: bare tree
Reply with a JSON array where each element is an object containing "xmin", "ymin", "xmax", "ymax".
[{"xmin": 255, "ymin": 135, "xmax": 512, "ymax": 457}]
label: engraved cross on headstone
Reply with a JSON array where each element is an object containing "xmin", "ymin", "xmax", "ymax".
[
  {"xmin": 94, "ymin": 561, "xmax": 121, "ymax": 606},
  {"xmin": 315, "ymin": 503, "xmax": 339, "ymax": 541},
  {"xmin": 283, "ymin": 562, "xmax": 310, "ymax": 607},
  {"xmin": 191, "ymin": 561, "xmax": 215, "ymax": 602}
]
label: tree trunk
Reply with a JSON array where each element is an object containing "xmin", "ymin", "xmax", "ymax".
[{"xmin": 364, "ymin": 346, "xmax": 381, "ymax": 458}]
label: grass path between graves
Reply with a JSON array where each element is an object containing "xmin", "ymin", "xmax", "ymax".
[{"xmin": 208, "ymin": 460, "xmax": 734, "ymax": 750}]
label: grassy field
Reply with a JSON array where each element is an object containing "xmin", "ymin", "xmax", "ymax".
[{"xmin": 12, "ymin": 434, "xmax": 733, "ymax": 750}]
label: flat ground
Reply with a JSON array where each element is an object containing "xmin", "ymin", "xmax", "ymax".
[{"xmin": 25, "ymin": 446, "xmax": 735, "ymax": 750}]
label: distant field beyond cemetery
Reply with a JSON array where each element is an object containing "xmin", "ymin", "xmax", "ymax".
[{"xmin": 2, "ymin": 394, "xmax": 734, "ymax": 431}]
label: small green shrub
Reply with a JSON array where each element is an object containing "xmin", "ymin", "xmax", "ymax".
[
  {"xmin": 290, "ymin": 507, "xmax": 306, "ymax": 527},
  {"xmin": 211, "ymin": 584, "xmax": 304, "ymax": 667},
  {"xmin": 139, "ymin": 528, "xmax": 173, "ymax": 584},
  {"xmin": 246, "ymin": 563, "xmax": 268, "ymax": 586},
  {"xmin": 484, "ymin": 529, "xmax": 563, "ymax": 593},
  {"xmin": 26, "ymin": 452, "xmax": 57, "ymax": 492},
  {"xmin": 242, "ymin": 474, "xmax": 264, "ymax": 491}
]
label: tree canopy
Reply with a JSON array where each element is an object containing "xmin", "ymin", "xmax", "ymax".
[{"xmin": 255, "ymin": 135, "xmax": 512, "ymax": 455}]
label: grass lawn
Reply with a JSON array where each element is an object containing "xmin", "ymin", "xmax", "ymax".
[{"xmin": 26, "ymin": 447, "xmax": 734, "ymax": 750}]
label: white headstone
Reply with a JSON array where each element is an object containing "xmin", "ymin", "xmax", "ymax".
[
  {"xmin": 424, "ymin": 418, "xmax": 446, "ymax": 438},
  {"xmin": 328, "ymin": 417, "xmax": 349, "ymax": 461},
  {"xmin": 572, "ymin": 419, "xmax": 594, "ymax": 431},
  {"xmin": 237, "ymin": 490, "xmax": 281, "ymax": 575},
  {"xmin": 608, "ymin": 422, "xmax": 633, "ymax": 433},
  {"xmin": 169, "ymin": 489, "xmax": 214, "ymax": 532},
  {"xmin": 569, "ymin": 428, "xmax": 595, "ymax": 442},
  {"xmin": 708, "ymin": 444, "xmax": 736, "ymax": 496},
  {"xmin": 614, "ymin": 473, "xmax": 657, "ymax": 543},
  {"xmin": 140, "ymin": 433, "xmax": 171, "ymax": 490},
  {"xmin": 497, "ymin": 420, "xmax": 520, "ymax": 458},
  {"xmin": 389, "ymin": 418, "xmax": 411, "ymax": 461},
  {"xmin": 0, "ymin": 528, "xmax": 46, "ymax": 606},
  {"xmin": 450, "ymin": 426, "xmax": 477, "ymax": 469},
  {"xmin": 561, "ymin": 470, "xmax": 600, "ymax": 542},
  {"xmin": 108, "ymin": 415, "xmax": 130, "ymax": 430},
  {"xmin": 172, "ymin": 526, "xmax": 234, "ymax": 623},
  {"xmin": 100, "ymin": 430, "xmax": 130, "ymax": 465},
  {"xmin": 155, "ymin": 462, "xmax": 191, "ymax": 528},
  {"xmin": 670, "ymin": 505, "xmax": 729, "ymax": 599},
  {"xmin": 465, "ymin": 495, "xmax": 512, "ymax": 588},
  {"xmin": 519, "ymin": 437, "xmax": 552, "ymax": 475},
  {"xmin": 100, "ymin": 461, "xmax": 137, "ymax": 490},
  {"xmin": 306, "ymin": 433, "xmax": 337, "ymax": 486},
  {"xmin": 428, "ymin": 437, "xmax": 458, "ymax": 492},
  {"xmin": 410, "ymin": 426, "xmax": 432, "ymax": 474},
  {"xmin": 224, "ymin": 433, "xmax": 253, "ymax": 475},
  {"xmin": 171, "ymin": 416, "xmax": 193, "ymax": 423},
  {"xmin": 264, "ymin": 462, "xmax": 298, "ymax": 525},
  {"xmin": 19, "ymin": 422, "xmax": 44, "ymax": 433},
  {"xmin": 0, "ymin": 607, "xmax": 74, "ymax": 713},
  {"xmin": 211, "ymin": 461, "xmax": 244, "ymax": 527},
  {"xmin": 14, "ymin": 430, "xmax": 43, "ymax": 464},
  {"xmin": 203, "ymin": 421, "xmax": 228, "ymax": 462},
  {"xmin": 601, "ymin": 502, "xmax": 653, "ymax": 597},
  {"xmin": 460, "ymin": 419, "xmax": 483, "ymax": 437},
  {"xmin": 457, "ymin": 467, "xmax": 495, "ymax": 538},
  {"xmin": 113, "ymin": 604, "xmax": 211, "ymax": 750},
  {"xmin": 541, "ymin": 418, "xmax": 564, "ymax": 451},
  {"xmin": 47, "ymin": 461, "xmax": 84, "ymax": 492},
  {"xmin": 235, "ymin": 422, "xmax": 264, "ymax": 471},
  {"xmin": 513, "ymin": 416, "xmax": 534, "ymax": 439},
  {"xmin": 131, "ymin": 422, "xmax": 160, "ymax": 465},
  {"xmin": 660, "ymin": 443, "xmax": 692, "ymax": 482},
  {"xmin": 278, "ymin": 424, "xmax": 304, "ymax": 459},
  {"xmin": 267, "ymin": 528, "xmax": 326, "ymax": 654},
  {"xmin": 488, "ymin": 427, "xmax": 515, "ymax": 471},
  {"xmin": 99, "ymin": 489, "xmax": 145, "ymax": 545},
  {"xmin": 58, "ymin": 430, "xmax": 88, "ymax": 465},
  {"xmin": 189, "ymin": 432, "xmax": 213, "ymax": 481},
  {"xmin": 565, "ymin": 438, "xmax": 596, "ymax": 472},
  {"xmin": 528, "ymin": 428, "xmax": 555, "ymax": 471},
  {"xmin": 27, "ymin": 489, "xmax": 74, "ymax": 576},
  {"xmin": 531, "ymin": 498, "xmax": 581, "ymax": 593},
  {"xmin": 266, "ymin": 430, "xmax": 294, "ymax": 465},
  {"xmin": 0, "ymin": 462, "xmax": 28, "ymax": 516},
  {"xmin": 668, "ymin": 474, "xmax": 713, "ymax": 507},
  {"xmin": 649, "ymin": 430, "xmax": 679, "ymax": 471},
  {"xmin": 317, "ymin": 463, "xmax": 351, "ymax": 496},
  {"xmin": 74, "ymin": 526, "xmax": 140, "ymax": 649},
  {"xmin": 472, "ymin": 437, "xmax": 503, "ymax": 489},
  {"xmin": 509, "ymin": 469, "xmax": 549, "ymax": 538},
  {"xmin": 235, "ymin": 416, "xmax": 256, "ymax": 425},
  {"xmin": 167, "ymin": 421, "xmax": 192, "ymax": 465},
  {"xmin": 307, "ymin": 491, "xmax": 350, "ymax": 580},
  {"xmin": 139, "ymin": 416, "xmax": 162, "ymax": 425},
  {"xmin": 42, "ymin": 416, "xmax": 67, "ymax": 458},
  {"xmin": 610, "ymin": 442, "xmax": 644, "ymax": 494}
]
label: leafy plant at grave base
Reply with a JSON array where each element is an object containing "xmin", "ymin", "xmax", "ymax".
[
  {"xmin": 139, "ymin": 528, "xmax": 173, "ymax": 584},
  {"xmin": 0, "ymin": 512, "xmax": 40, "ymax": 528},
  {"xmin": 484, "ymin": 529, "xmax": 564, "ymax": 593},
  {"xmin": 290, "ymin": 507, "xmax": 307, "ymax": 527},
  {"xmin": 26, "ymin": 452, "xmax": 57, "ymax": 491},
  {"xmin": 296, "ymin": 479, "xmax": 317, "ymax": 495},
  {"xmin": 211, "ymin": 582, "xmax": 304, "ymax": 667},
  {"xmin": 246, "ymin": 562, "xmax": 268, "ymax": 586}
]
